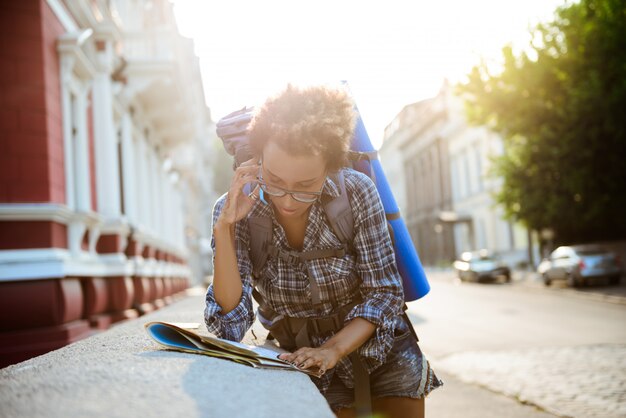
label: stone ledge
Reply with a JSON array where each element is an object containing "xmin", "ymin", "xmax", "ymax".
[{"xmin": 0, "ymin": 288, "xmax": 333, "ymax": 418}]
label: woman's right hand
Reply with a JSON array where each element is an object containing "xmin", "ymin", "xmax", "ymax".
[{"xmin": 216, "ymin": 158, "xmax": 261, "ymax": 227}]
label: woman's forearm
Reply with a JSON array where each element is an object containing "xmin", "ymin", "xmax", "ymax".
[
  {"xmin": 321, "ymin": 317, "xmax": 377, "ymax": 359},
  {"xmin": 212, "ymin": 219, "xmax": 244, "ymax": 314}
]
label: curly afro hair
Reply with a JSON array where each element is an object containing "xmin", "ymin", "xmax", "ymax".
[{"xmin": 247, "ymin": 84, "xmax": 356, "ymax": 172}]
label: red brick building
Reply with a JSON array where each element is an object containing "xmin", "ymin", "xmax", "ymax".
[{"xmin": 0, "ymin": 0, "xmax": 217, "ymax": 368}]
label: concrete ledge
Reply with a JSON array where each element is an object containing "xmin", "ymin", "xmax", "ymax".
[{"xmin": 0, "ymin": 288, "xmax": 334, "ymax": 418}]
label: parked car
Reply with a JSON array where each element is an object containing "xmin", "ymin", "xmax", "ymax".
[
  {"xmin": 453, "ymin": 249, "xmax": 511, "ymax": 283},
  {"xmin": 538, "ymin": 245, "xmax": 622, "ymax": 287}
]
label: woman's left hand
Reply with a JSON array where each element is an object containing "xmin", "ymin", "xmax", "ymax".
[{"xmin": 278, "ymin": 346, "xmax": 341, "ymax": 374}]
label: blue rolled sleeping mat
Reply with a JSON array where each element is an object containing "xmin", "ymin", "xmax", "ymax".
[{"xmin": 347, "ymin": 94, "xmax": 430, "ymax": 301}]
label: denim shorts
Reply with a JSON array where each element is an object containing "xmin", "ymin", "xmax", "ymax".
[{"xmin": 322, "ymin": 319, "xmax": 443, "ymax": 412}]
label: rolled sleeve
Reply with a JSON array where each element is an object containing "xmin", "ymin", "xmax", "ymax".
[
  {"xmin": 204, "ymin": 282, "xmax": 255, "ymax": 342},
  {"xmin": 203, "ymin": 193, "xmax": 256, "ymax": 342},
  {"xmin": 343, "ymin": 173, "xmax": 405, "ymax": 370}
]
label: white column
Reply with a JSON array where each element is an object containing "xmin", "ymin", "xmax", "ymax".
[
  {"xmin": 148, "ymin": 148, "xmax": 158, "ymax": 234},
  {"xmin": 92, "ymin": 39, "xmax": 122, "ymax": 219},
  {"xmin": 59, "ymin": 56, "xmax": 76, "ymax": 211},
  {"xmin": 157, "ymin": 161, "xmax": 167, "ymax": 240},
  {"xmin": 171, "ymin": 186, "xmax": 179, "ymax": 249},
  {"xmin": 132, "ymin": 135, "xmax": 140, "ymax": 225},
  {"xmin": 59, "ymin": 57, "xmax": 81, "ymax": 257},
  {"xmin": 142, "ymin": 142, "xmax": 152, "ymax": 231},
  {"xmin": 136, "ymin": 136, "xmax": 149, "ymax": 230},
  {"xmin": 74, "ymin": 86, "xmax": 91, "ymax": 213},
  {"xmin": 175, "ymin": 189, "xmax": 185, "ymax": 250},
  {"xmin": 164, "ymin": 179, "xmax": 173, "ymax": 243},
  {"xmin": 120, "ymin": 112, "xmax": 137, "ymax": 223}
]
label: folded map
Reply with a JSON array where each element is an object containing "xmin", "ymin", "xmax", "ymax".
[{"xmin": 144, "ymin": 321, "xmax": 323, "ymax": 378}]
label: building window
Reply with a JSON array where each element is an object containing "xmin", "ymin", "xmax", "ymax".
[
  {"xmin": 463, "ymin": 152, "xmax": 470, "ymax": 198},
  {"xmin": 477, "ymin": 217, "xmax": 486, "ymax": 250},
  {"xmin": 475, "ymin": 144, "xmax": 483, "ymax": 192},
  {"xmin": 451, "ymin": 156, "xmax": 459, "ymax": 201}
]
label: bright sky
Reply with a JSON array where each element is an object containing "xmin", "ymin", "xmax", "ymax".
[{"xmin": 172, "ymin": 0, "xmax": 565, "ymax": 149}]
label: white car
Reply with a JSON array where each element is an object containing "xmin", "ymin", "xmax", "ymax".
[{"xmin": 538, "ymin": 245, "xmax": 622, "ymax": 287}]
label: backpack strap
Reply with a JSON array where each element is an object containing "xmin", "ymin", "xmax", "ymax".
[
  {"xmin": 347, "ymin": 150, "xmax": 378, "ymax": 185},
  {"xmin": 350, "ymin": 352, "xmax": 373, "ymax": 418},
  {"xmin": 322, "ymin": 170, "xmax": 354, "ymax": 247},
  {"xmin": 248, "ymin": 217, "xmax": 273, "ymax": 275}
]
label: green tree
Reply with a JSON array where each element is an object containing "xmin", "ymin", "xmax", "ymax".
[{"xmin": 459, "ymin": 0, "xmax": 626, "ymax": 245}]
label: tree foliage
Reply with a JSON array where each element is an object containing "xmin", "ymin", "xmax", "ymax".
[{"xmin": 459, "ymin": 0, "xmax": 626, "ymax": 245}]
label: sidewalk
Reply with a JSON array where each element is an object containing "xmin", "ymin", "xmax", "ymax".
[
  {"xmin": 435, "ymin": 345, "xmax": 626, "ymax": 418},
  {"xmin": 428, "ymin": 370, "xmax": 556, "ymax": 418}
]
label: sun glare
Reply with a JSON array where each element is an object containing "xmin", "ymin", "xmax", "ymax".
[{"xmin": 172, "ymin": 0, "xmax": 564, "ymax": 148}]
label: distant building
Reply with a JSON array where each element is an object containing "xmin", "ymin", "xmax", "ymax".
[
  {"xmin": 444, "ymin": 85, "xmax": 533, "ymax": 267},
  {"xmin": 0, "ymin": 0, "xmax": 218, "ymax": 367},
  {"xmin": 380, "ymin": 88, "xmax": 456, "ymax": 265},
  {"xmin": 380, "ymin": 81, "xmax": 533, "ymax": 267}
]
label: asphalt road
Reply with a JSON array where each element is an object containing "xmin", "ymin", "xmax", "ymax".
[
  {"xmin": 412, "ymin": 269, "xmax": 626, "ymax": 418},
  {"xmin": 409, "ymin": 270, "xmax": 626, "ymax": 359}
]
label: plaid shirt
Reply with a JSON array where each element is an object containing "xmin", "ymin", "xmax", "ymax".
[{"xmin": 204, "ymin": 168, "xmax": 405, "ymax": 393}]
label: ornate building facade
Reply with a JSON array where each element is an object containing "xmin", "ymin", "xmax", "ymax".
[{"xmin": 0, "ymin": 0, "xmax": 218, "ymax": 367}]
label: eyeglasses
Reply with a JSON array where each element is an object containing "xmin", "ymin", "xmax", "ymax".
[{"xmin": 256, "ymin": 175, "xmax": 324, "ymax": 203}]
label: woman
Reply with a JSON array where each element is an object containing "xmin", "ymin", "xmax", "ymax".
[{"xmin": 205, "ymin": 84, "xmax": 442, "ymax": 417}]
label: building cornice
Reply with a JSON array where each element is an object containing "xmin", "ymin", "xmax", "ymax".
[
  {"xmin": 45, "ymin": 0, "xmax": 79, "ymax": 32},
  {"xmin": 0, "ymin": 249, "xmax": 191, "ymax": 282},
  {"xmin": 0, "ymin": 203, "xmax": 74, "ymax": 224},
  {"xmin": 0, "ymin": 203, "xmax": 104, "ymax": 225},
  {"xmin": 57, "ymin": 29, "xmax": 96, "ymax": 80}
]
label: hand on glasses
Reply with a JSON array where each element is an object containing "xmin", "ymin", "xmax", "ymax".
[{"xmin": 216, "ymin": 159, "xmax": 261, "ymax": 228}]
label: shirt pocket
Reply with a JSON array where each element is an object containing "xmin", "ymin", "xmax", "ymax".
[
  {"xmin": 326, "ymin": 255, "xmax": 353, "ymax": 277},
  {"xmin": 264, "ymin": 257, "xmax": 311, "ymax": 303},
  {"xmin": 316, "ymin": 254, "xmax": 359, "ymax": 302}
]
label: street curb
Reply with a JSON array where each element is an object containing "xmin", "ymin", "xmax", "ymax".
[
  {"xmin": 425, "ymin": 268, "xmax": 626, "ymax": 306},
  {"xmin": 513, "ymin": 274, "xmax": 626, "ymax": 306}
]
